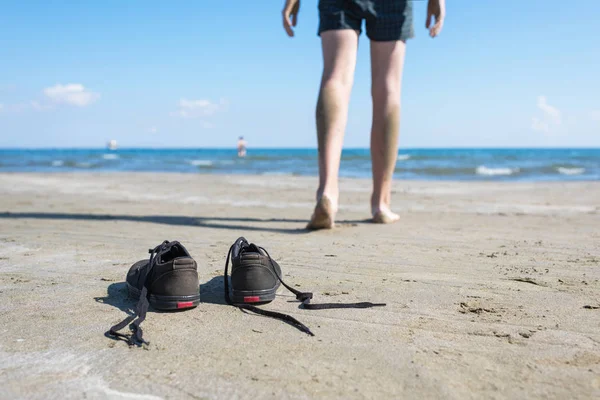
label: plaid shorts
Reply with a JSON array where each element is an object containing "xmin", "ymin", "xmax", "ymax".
[{"xmin": 318, "ymin": 0, "xmax": 414, "ymax": 42}]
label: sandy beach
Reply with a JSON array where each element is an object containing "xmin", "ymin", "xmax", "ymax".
[{"xmin": 0, "ymin": 172, "xmax": 598, "ymax": 399}]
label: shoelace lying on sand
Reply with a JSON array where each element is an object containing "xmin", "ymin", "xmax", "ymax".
[
  {"xmin": 224, "ymin": 238, "xmax": 386, "ymax": 336},
  {"xmin": 107, "ymin": 240, "xmax": 180, "ymax": 346}
]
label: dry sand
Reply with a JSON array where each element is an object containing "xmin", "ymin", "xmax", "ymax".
[{"xmin": 0, "ymin": 172, "xmax": 599, "ymax": 399}]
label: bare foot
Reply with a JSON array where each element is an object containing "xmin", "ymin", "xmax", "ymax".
[
  {"xmin": 307, "ymin": 195, "xmax": 335, "ymax": 230},
  {"xmin": 372, "ymin": 208, "xmax": 400, "ymax": 224}
]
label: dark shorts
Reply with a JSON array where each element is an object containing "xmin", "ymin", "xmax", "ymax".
[{"xmin": 318, "ymin": 0, "xmax": 414, "ymax": 42}]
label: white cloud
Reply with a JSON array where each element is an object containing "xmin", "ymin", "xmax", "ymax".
[
  {"xmin": 532, "ymin": 95, "xmax": 561, "ymax": 133},
  {"xmin": 537, "ymin": 96, "xmax": 561, "ymax": 124},
  {"xmin": 43, "ymin": 83, "xmax": 99, "ymax": 107},
  {"xmin": 149, "ymin": 127, "xmax": 158, "ymax": 133},
  {"xmin": 170, "ymin": 98, "xmax": 227, "ymax": 118},
  {"xmin": 590, "ymin": 110, "xmax": 600, "ymax": 122}
]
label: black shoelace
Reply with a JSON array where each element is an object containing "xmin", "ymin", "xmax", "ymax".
[
  {"xmin": 224, "ymin": 238, "xmax": 386, "ymax": 336},
  {"xmin": 107, "ymin": 240, "xmax": 179, "ymax": 346}
]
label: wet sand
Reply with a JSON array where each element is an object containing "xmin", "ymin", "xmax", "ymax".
[{"xmin": 0, "ymin": 172, "xmax": 599, "ymax": 399}]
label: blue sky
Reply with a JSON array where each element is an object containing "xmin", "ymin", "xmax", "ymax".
[{"xmin": 0, "ymin": 0, "xmax": 598, "ymax": 148}]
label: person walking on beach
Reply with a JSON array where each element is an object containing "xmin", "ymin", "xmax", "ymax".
[{"xmin": 282, "ymin": 0, "xmax": 445, "ymax": 229}]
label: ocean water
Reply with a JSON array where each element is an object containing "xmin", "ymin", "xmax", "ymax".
[{"xmin": 0, "ymin": 148, "xmax": 598, "ymax": 181}]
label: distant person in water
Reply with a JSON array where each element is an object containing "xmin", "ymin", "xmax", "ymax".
[
  {"xmin": 237, "ymin": 136, "xmax": 247, "ymax": 157},
  {"xmin": 282, "ymin": 0, "xmax": 445, "ymax": 229}
]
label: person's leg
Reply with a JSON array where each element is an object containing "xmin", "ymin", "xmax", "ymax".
[
  {"xmin": 368, "ymin": 40, "xmax": 406, "ymax": 223},
  {"xmin": 307, "ymin": 29, "xmax": 359, "ymax": 229},
  {"xmin": 364, "ymin": 0, "xmax": 413, "ymax": 223}
]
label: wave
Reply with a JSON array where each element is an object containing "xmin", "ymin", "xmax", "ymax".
[
  {"xmin": 51, "ymin": 160, "xmax": 64, "ymax": 167},
  {"xmin": 396, "ymin": 166, "xmax": 478, "ymax": 176},
  {"xmin": 188, "ymin": 159, "xmax": 213, "ymax": 167},
  {"xmin": 76, "ymin": 162, "xmax": 94, "ymax": 168},
  {"xmin": 103, "ymin": 154, "xmax": 119, "ymax": 160},
  {"xmin": 557, "ymin": 167, "xmax": 585, "ymax": 175},
  {"xmin": 475, "ymin": 166, "xmax": 519, "ymax": 176},
  {"xmin": 397, "ymin": 154, "xmax": 411, "ymax": 161}
]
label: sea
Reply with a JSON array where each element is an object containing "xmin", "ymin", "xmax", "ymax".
[{"xmin": 0, "ymin": 148, "xmax": 598, "ymax": 181}]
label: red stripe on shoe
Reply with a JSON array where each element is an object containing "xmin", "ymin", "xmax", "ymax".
[{"xmin": 177, "ymin": 301, "xmax": 194, "ymax": 309}]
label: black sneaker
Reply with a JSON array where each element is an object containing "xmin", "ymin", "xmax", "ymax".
[
  {"xmin": 107, "ymin": 240, "xmax": 200, "ymax": 346},
  {"xmin": 228, "ymin": 237, "xmax": 282, "ymax": 304},
  {"xmin": 224, "ymin": 237, "xmax": 386, "ymax": 336}
]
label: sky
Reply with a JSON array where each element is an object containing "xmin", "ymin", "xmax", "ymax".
[{"xmin": 0, "ymin": 0, "xmax": 599, "ymax": 149}]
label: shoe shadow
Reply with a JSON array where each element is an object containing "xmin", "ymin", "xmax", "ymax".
[
  {"xmin": 94, "ymin": 282, "xmax": 135, "ymax": 316},
  {"xmin": 199, "ymin": 275, "xmax": 227, "ymax": 306}
]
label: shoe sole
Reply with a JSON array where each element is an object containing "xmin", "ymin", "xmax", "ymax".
[
  {"xmin": 231, "ymin": 281, "xmax": 281, "ymax": 305},
  {"xmin": 127, "ymin": 283, "xmax": 200, "ymax": 310}
]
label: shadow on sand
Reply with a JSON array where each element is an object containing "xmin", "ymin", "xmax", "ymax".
[
  {"xmin": 0, "ymin": 212, "xmax": 367, "ymax": 234},
  {"xmin": 199, "ymin": 275, "xmax": 228, "ymax": 306},
  {"xmin": 94, "ymin": 282, "xmax": 135, "ymax": 315}
]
